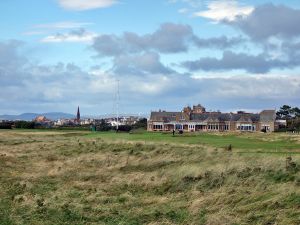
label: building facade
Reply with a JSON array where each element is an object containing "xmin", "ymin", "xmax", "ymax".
[{"xmin": 147, "ymin": 104, "xmax": 277, "ymax": 132}]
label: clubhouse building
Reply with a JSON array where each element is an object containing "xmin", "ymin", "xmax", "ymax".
[{"xmin": 147, "ymin": 104, "xmax": 277, "ymax": 133}]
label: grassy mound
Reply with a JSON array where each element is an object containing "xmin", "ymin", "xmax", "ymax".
[{"xmin": 0, "ymin": 130, "xmax": 299, "ymax": 224}]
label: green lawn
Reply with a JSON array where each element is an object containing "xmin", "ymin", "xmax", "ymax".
[
  {"xmin": 6, "ymin": 129, "xmax": 300, "ymax": 152},
  {"xmin": 85, "ymin": 131, "xmax": 300, "ymax": 153}
]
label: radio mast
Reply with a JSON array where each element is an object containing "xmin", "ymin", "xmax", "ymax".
[{"xmin": 116, "ymin": 79, "xmax": 120, "ymax": 131}]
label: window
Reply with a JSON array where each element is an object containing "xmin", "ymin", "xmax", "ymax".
[
  {"xmin": 154, "ymin": 124, "xmax": 163, "ymax": 130},
  {"xmin": 238, "ymin": 124, "xmax": 255, "ymax": 131}
]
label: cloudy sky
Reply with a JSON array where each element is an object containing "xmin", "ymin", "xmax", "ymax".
[{"xmin": 1, "ymin": 0, "xmax": 300, "ymax": 115}]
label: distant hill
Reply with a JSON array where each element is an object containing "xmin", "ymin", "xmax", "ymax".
[
  {"xmin": 0, "ymin": 112, "xmax": 75, "ymax": 121},
  {"xmin": 0, "ymin": 112, "xmax": 149, "ymax": 121},
  {"xmin": 89, "ymin": 113, "xmax": 149, "ymax": 119}
]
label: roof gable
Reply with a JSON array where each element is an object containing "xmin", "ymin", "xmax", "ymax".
[
  {"xmin": 260, "ymin": 110, "xmax": 276, "ymax": 122},
  {"xmin": 150, "ymin": 112, "xmax": 182, "ymax": 122},
  {"xmin": 149, "ymin": 109, "xmax": 275, "ymax": 123}
]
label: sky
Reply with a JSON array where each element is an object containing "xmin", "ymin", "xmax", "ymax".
[{"xmin": 1, "ymin": 0, "xmax": 300, "ymax": 116}]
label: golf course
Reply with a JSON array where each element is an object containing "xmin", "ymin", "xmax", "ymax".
[{"xmin": 0, "ymin": 130, "xmax": 299, "ymax": 224}]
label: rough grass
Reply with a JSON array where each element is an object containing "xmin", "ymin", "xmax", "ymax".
[{"xmin": 0, "ymin": 130, "xmax": 299, "ymax": 225}]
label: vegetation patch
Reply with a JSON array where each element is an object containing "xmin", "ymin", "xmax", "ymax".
[
  {"xmin": 0, "ymin": 130, "xmax": 300, "ymax": 224},
  {"xmin": 266, "ymin": 170, "xmax": 297, "ymax": 183}
]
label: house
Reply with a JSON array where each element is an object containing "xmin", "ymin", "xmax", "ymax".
[
  {"xmin": 34, "ymin": 116, "xmax": 51, "ymax": 123},
  {"xmin": 34, "ymin": 115, "xmax": 52, "ymax": 127},
  {"xmin": 147, "ymin": 104, "xmax": 276, "ymax": 132}
]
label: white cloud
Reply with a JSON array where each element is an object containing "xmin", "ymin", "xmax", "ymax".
[
  {"xmin": 43, "ymin": 87, "xmax": 63, "ymax": 100},
  {"xmin": 178, "ymin": 8, "xmax": 189, "ymax": 14},
  {"xmin": 58, "ymin": 0, "xmax": 117, "ymax": 11},
  {"xmin": 129, "ymin": 75, "xmax": 172, "ymax": 95},
  {"xmin": 89, "ymin": 70, "xmax": 116, "ymax": 94},
  {"xmin": 168, "ymin": 0, "xmax": 204, "ymax": 8},
  {"xmin": 24, "ymin": 21, "xmax": 94, "ymax": 36},
  {"xmin": 191, "ymin": 74, "xmax": 300, "ymax": 99},
  {"xmin": 41, "ymin": 29, "xmax": 97, "ymax": 43},
  {"xmin": 194, "ymin": 0, "xmax": 254, "ymax": 22},
  {"xmin": 23, "ymin": 31, "xmax": 47, "ymax": 36},
  {"xmin": 34, "ymin": 21, "xmax": 94, "ymax": 29},
  {"xmin": 2, "ymin": 37, "xmax": 300, "ymax": 115}
]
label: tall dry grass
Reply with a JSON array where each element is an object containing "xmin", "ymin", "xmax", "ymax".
[{"xmin": 0, "ymin": 130, "xmax": 299, "ymax": 225}]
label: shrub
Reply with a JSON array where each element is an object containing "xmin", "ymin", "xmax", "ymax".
[
  {"xmin": 114, "ymin": 125, "xmax": 132, "ymax": 132},
  {"xmin": 0, "ymin": 122, "xmax": 12, "ymax": 129},
  {"xmin": 286, "ymin": 156, "xmax": 299, "ymax": 173},
  {"xmin": 284, "ymin": 193, "xmax": 300, "ymax": 206},
  {"xmin": 96, "ymin": 119, "xmax": 112, "ymax": 131},
  {"xmin": 266, "ymin": 170, "xmax": 296, "ymax": 183},
  {"xmin": 14, "ymin": 121, "xmax": 35, "ymax": 129},
  {"xmin": 132, "ymin": 118, "xmax": 147, "ymax": 129},
  {"xmin": 225, "ymin": 144, "xmax": 232, "ymax": 151}
]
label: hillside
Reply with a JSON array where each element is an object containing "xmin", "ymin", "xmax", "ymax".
[
  {"xmin": 0, "ymin": 112, "xmax": 75, "ymax": 121},
  {"xmin": 0, "ymin": 130, "xmax": 299, "ymax": 225}
]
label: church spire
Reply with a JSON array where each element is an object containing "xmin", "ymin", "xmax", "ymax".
[{"xmin": 76, "ymin": 106, "xmax": 80, "ymax": 121}]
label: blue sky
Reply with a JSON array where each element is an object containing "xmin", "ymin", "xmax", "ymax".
[{"xmin": 1, "ymin": 0, "xmax": 300, "ymax": 116}]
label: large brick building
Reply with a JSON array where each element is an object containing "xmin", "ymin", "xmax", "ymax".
[{"xmin": 147, "ymin": 104, "xmax": 277, "ymax": 132}]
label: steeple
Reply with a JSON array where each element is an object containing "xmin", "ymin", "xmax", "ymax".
[{"xmin": 76, "ymin": 106, "xmax": 80, "ymax": 121}]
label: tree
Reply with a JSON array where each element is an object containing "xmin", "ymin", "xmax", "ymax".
[
  {"xmin": 14, "ymin": 121, "xmax": 35, "ymax": 129},
  {"xmin": 0, "ymin": 122, "xmax": 12, "ymax": 129},
  {"xmin": 277, "ymin": 105, "xmax": 300, "ymax": 120},
  {"xmin": 276, "ymin": 105, "xmax": 292, "ymax": 119},
  {"xmin": 132, "ymin": 118, "xmax": 147, "ymax": 129},
  {"xmin": 292, "ymin": 107, "xmax": 300, "ymax": 118},
  {"xmin": 276, "ymin": 105, "xmax": 300, "ymax": 131},
  {"xmin": 114, "ymin": 125, "xmax": 132, "ymax": 132},
  {"xmin": 96, "ymin": 119, "xmax": 112, "ymax": 131}
]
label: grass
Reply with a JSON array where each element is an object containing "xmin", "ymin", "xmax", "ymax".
[
  {"xmin": 86, "ymin": 131, "xmax": 300, "ymax": 153},
  {"xmin": 0, "ymin": 129, "xmax": 299, "ymax": 224}
]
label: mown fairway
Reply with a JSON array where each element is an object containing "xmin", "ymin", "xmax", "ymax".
[{"xmin": 0, "ymin": 130, "xmax": 300, "ymax": 225}]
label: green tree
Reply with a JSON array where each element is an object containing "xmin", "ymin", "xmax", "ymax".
[
  {"xmin": 132, "ymin": 118, "xmax": 147, "ymax": 129},
  {"xmin": 14, "ymin": 121, "xmax": 35, "ymax": 129},
  {"xmin": 277, "ymin": 105, "xmax": 300, "ymax": 131},
  {"xmin": 292, "ymin": 107, "xmax": 300, "ymax": 118},
  {"xmin": 276, "ymin": 105, "xmax": 293, "ymax": 119},
  {"xmin": 96, "ymin": 119, "xmax": 112, "ymax": 131}
]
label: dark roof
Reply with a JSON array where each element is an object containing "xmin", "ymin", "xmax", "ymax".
[
  {"xmin": 260, "ymin": 110, "xmax": 276, "ymax": 122},
  {"xmin": 191, "ymin": 113, "xmax": 231, "ymax": 122},
  {"xmin": 192, "ymin": 112, "xmax": 260, "ymax": 122},
  {"xmin": 150, "ymin": 112, "xmax": 182, "ymax": 122},
  {"xmin": 231, "ymin": 113, "xmax": 260, "ymax": 122},
  {"xmin": 150, "ymin": 110, "xmax": 275, "ymax": 123}
]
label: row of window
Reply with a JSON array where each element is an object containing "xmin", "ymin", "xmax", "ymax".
[
  {"xmin": 152, "ymin": 124, "xmax": 230, "ymax": 130},
  {"xmin": 188, "ymin": 125, "xmax": 195, "ymax": 129},
  {"xmin": 237, "ymin": 125, "xmax": 256, "ymax": 131},
  {"xmin": 153, "ymin": 125, "xmax": 163, "ymax": 130},
  {"xmin": 152, "ymin": 124, "xmax": 264, "ymax": 131},
  {"xmin": 151, "ymin": 123, "xmax": 272, "ymax": 132},
  {"xmin": 207, "ymin": 124, "xmax": 229, "ymax": 130}
]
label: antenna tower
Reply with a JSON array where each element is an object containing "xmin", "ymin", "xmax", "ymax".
[{"xmin": 116, "ymin": 79, "xmax": 120, "ymax": 131}]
